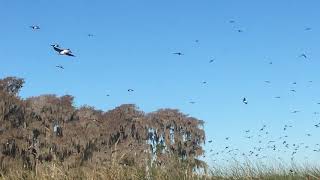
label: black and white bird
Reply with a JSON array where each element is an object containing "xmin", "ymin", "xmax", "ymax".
[
  {"xmin": 51, "ymin": 44, "xmax": 75, "ymax": 57},
  {"xmin": 30, "ymin": 25, "xmax": 40, "ymax": 30},
  {"xmin": 242, "ymin": 97, "xmax": 248, "ymax": 104}
]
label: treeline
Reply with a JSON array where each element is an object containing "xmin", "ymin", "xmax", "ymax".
[{"xmin": 0, "ymin": 77, "xmax": 206, "ymax": 173}]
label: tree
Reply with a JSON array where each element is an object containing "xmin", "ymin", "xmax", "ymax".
[
  {"xmin": 0, "ymin": 77, "xmax": 24, "ymax": 95},
  {"xmin": 0, "ymin": 76, "xmax": 207, "ymax": 172}
]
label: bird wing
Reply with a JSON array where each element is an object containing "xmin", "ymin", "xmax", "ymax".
[
  {"xmin": 53, "ymin": 46, "xmax": 63, "ymax": 53},
  {"xmin": 65, "ymin": 52, "xmax": 75, "ymax": 57}
]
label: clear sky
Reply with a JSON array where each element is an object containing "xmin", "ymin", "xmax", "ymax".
[{"xmin": 1, "ymin": 0, "xmax": 320, "ymax": 166}]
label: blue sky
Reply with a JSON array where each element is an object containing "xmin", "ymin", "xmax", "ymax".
[{"xmin": 1, "ymin": 0, "xmax": 320, "ymax": 166}]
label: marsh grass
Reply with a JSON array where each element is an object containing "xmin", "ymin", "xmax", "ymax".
[{"xmin": 0, "ymin": 158, "xmax": 319, "ymax": 180}]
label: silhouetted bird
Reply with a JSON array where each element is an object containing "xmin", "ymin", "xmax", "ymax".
[
  {"xmin": 305, "ymin": 27, "xmax": 312, "ymax": 31},
  {"xmin": 128, "ymin": 89, "xmax": 134, "ymax": 92},
  {"xmin": 173, "ymin": 52, "xmax": 184, "ymax": 56},
  {"xmin": 55, "ymin": 65, "xmax": 64, "ymax": 69},
  {"xmin": 209, "ymin": 59, "xmax": 214, "ymax": 63},
  {"xmin": 300, "ymin": 54, "xmax": 307, "ymax": 59},
  {"xmin": 243, "ymin": 98, "xmax": 248, "ymax": 104}
]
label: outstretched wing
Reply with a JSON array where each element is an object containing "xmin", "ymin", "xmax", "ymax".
[
  {"xmin": 52, "ymin": 46, "xmax": 63, "ymax": 53},
  {"xmin": 65, "ymin": 52, "xmax": 75, "ymax": 57}
]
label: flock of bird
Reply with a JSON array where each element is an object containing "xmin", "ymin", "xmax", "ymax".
[
  {"xmin": 28, "ymin": 20, "xmax": 318, "ymax": 165},
  {"xmin": 201, "ymin": 22, "xmax": 319, "ymax": 164}
]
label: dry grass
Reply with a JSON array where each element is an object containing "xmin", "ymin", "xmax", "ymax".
[{"xmin": 0, "ymin": 159, "xmax": 319, "ymax": 180}]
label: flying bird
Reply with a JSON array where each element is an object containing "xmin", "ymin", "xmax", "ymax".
[
  {"xmin": 55, "ymin": 65, "xmax": 64, "ymax": 69},
  {"xmin": 237, "ymin": 29, "xmax": 243, "ymax": 33},
  {"xmin": 274, "ymin": 96, "xmax": 281, "ymax": 99},
  {"xmin": 30, "ymin": 25, "xmax": 40, "ymax": 30},
  {"xmin": 209, "ymin": 59, "xmax": 215, "ymax": 63},
  {"xmin": 51, "ymin": 44, "xmax": 75, "ymax": 57},
  {"xmin": 299, "ymin": 54, "xmax": 307, "ymax": 59},
  {"xmin": 305, "ymin": 27, "xmax": 312, "ymax": 31},
  {"xmin": 88, "ymin": 34, "xmax": 94, "ymax": 37},
  {"xmin": 128, "ymin": 89, "xmax": 134, "ymax": 92},
  {"xmin": 173, "ymin": 52, "xmax": 184, "ymax": 56},
  {"xmin": 242, "ymin": 97, "xmax": 248, "ymax": 104}
]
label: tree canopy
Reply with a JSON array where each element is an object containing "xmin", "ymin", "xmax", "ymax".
[{"xmin": 0, "ymin": 77, "xmax": 206, "ymax": 171}]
